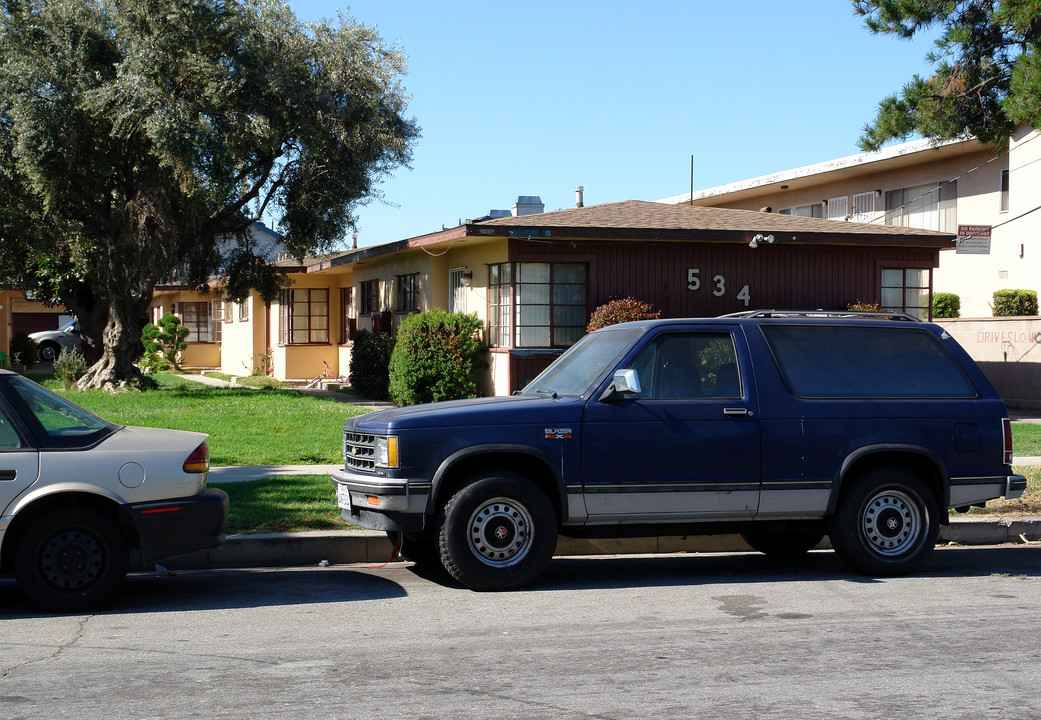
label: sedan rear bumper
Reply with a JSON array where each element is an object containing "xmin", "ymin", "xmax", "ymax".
[{"xmin": 128, "ymin": 488, "xmax": 228, "ymax": 566}]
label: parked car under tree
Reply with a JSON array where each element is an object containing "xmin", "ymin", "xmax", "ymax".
[{"xmin": 0, "ymin": 370, "xmax": 227, "ymax": 611}]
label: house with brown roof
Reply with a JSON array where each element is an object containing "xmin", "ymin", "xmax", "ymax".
[{"xmin": 154, "ymin": 199, "xmax": 952, "ymax": 395}]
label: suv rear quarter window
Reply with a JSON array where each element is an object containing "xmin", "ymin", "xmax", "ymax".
[{"xmin": 761, "ymin": 324, "xmax": 976, "ymax": 399}]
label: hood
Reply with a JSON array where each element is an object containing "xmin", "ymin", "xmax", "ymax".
[{"xmin": 347, "ymin": 394, "xmax": 586, "ymax": 431}]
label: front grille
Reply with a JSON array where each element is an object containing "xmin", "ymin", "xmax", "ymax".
[{"xmin": 345, "ymin": 431, "xmax": 377, "ymax": 472}]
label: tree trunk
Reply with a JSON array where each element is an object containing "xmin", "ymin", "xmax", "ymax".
[{"xmin": 77, "ymin": 295, "xmax": 153, "ymax": 391}]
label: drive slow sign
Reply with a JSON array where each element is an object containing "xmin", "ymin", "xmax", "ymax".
[{"xmin": 956, "ymin": 225, "xmax": 992, "ymax": 254}]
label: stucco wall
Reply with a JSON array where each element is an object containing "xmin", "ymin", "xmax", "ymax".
[{"xmin": 937, "ymin": 316, "xmax": 1041, "ymax": 409}]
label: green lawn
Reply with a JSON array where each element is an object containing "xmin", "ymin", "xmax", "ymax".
[
  {"xmin": 1011, "ymin": 422, "xmax": 1041, "ymax": 458},
  {"xmin": 209, "ymin": 475, "xmax": 353, "ymax": 534},
  {"xmin": 44, "ymin": 373, "xmax": 369, "ymax": 466}
]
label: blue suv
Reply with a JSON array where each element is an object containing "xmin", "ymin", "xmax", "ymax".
[{"xmin": 332, "ymin": 311, "xmax": 1026, "ymax": 590}]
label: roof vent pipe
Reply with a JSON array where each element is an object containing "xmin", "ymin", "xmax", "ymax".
[
  {"xmin": 575, "ymin": 185, "xmax": 584, "ymax": 208},
  {"xmin": 351, "ymin": 233, "xmax": 358, "ymax": 249}
]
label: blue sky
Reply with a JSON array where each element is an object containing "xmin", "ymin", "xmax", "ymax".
[{"xmin": 286, "ymin": 0, "xmax": 940, "ymax": 248}]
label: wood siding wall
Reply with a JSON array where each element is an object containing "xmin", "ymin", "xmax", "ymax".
[{"xmin": 511, "ymin": 238, "xmax": 939, "ymax": 319}]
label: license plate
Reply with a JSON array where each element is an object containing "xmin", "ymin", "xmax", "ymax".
[{"xmin": 336, "ymin": 484, "xmax": 353, "ymax": 514}]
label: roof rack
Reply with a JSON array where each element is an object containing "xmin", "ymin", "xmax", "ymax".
[{"xmin": 719, "ymin": 309, "xmax": 923, "ymax": 322}]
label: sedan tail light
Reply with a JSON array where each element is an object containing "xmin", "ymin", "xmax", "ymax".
[{"xmin": 184, "ymin": 442, "xmax": 210, "ymax": 474}]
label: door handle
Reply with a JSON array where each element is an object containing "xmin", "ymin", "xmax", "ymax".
[
  {"xmin": 0, "ymin": 470, "xmax": 16, "ymax": 482},
  {"xmin": 723, "ymin": 408, "xmax": 751, "ymax": 417}
]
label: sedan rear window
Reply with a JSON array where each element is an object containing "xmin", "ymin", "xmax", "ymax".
[
  {"xmin": 6, "ymin": 376, "xmax": 117, "ymax": 447},
  {"xmin": 761, "ymin": 324, "xmax": 976, "ymax": 399}
]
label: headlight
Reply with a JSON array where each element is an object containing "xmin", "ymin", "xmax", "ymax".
[{"xmin": 375, "ymin": 436, "xmax": 398, "ymax": 468}]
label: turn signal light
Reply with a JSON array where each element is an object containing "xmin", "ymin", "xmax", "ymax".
[
  {"xmin": 184, "ymin": 442, "xmax": 210, "ymax": 474},
  {"xmin": 367, "ymin": 495, "xmax": 380, "ymax": 506}
]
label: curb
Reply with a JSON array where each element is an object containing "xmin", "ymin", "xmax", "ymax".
[{"xmin": 162, "ymin": 518, "xmax": 1041, "ymax": 571}]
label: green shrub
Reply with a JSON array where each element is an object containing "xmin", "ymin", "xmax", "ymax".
[
  {"xmin": 587, "ymin": 297, "xmax": 660, "ymax": 332},
  {"xmin": 349, "ymin": 329, "xmax": 395, "ymax": 400},
  {"xmin": 992, "ymin": 289, "xmax": 1038, "ymax": 317},
  {"xmin": 9, "ymin": 332, "xmax": 36, "ymax": 370},
  {"xmin": 388, "ymin": 310, "xmax": 485, "ymax": 406},
  {"xmin": 53, "ymin": 347, "xmax": 88, "ymax": 390},
  {"xmin": 932, "ymin": 292, "xmax": 961, "ymax": 318},
  {"xmin": 140, "ymin": 313, "xmax": 189, "ymax": 371}
]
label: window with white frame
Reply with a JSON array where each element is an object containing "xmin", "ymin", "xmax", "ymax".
[
  {"xmin": 827, "ymin": 196, "xmax": 848, "ymax": 221},
  {"xmin": 1000, "ymin": 169, "xmax": 1010, "ymax": 212},
  {"xmin": 884, "ymin": 180, "xmax": 957, "ymax": 231},
  {"xmin": 851, "ymin": 192, "xmax": 876, "ymax": 223},
  {"xmin": 449, "ymin": 267, "xmax": 466, "ymax": 313}
]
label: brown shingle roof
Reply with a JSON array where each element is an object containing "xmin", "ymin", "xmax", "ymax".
[{"xmin": 475, "ymin": 200, "xmax": 951, "ymax": 239}]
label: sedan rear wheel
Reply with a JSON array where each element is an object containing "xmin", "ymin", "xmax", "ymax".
[{"xmin": 14, "ymin": 508, "xmax": 129, "ymax": 612}]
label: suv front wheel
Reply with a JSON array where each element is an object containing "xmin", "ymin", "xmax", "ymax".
[
  {"xmin": 828, "ymin": 468, "xmax": 939, "ymax": 576},
  {"xmin": 436, "ymin": 471, "xmax": 557, "ymax": 591}
]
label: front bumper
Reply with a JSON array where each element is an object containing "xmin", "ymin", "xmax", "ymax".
[
  {"xmin": 331, "ymin": 468, "xmax": 429, "ymax": 533},
  {"xmin": 128, "ymin": 488, "xmax": 228, "ymax": 566}
]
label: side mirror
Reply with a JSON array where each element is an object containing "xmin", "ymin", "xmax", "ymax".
[
  {"xmin": 613, "ymin": 369, "xmax": 641, "ymax": 394},
  {"xmin": 600, "ymin": 369, "xmax": 641, "ymax": 402}
]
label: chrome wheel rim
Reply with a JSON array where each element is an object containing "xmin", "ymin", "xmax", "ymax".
[
  {"xmin": 467, "ymin": 497, "xmax": 534, "ymax": 567},
  {"xmin": 861, "ymin": 489, "xmax": 923, "ymax": 557}
]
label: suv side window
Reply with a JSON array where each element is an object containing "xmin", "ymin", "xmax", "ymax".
[
  {"xmin": 630, "ymin": 332, "xmax": 741, "ymax": 399},
  {"xmin": 762, "ymin": 324, "xmax": 976, "ymax": 399}
]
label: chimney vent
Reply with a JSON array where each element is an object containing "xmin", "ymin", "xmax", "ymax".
[{"xmin": 575, "ymin": 186, "xmax": 584, "ymax": 208}]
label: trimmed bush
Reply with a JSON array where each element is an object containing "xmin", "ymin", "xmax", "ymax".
[
  {"xmin": 992, "ymin": 289, "xmax": 1038, "ymax": 317},
  {"xmin": 140, "ymin": 313, "xmax": 189, "ymax": 371},
  {"xmin": 388, "ymin": 310, "xmax": 485, "ymax": 406},
  {"xmin": 349, "ymin": 329, "xmax": 395, "ymax": 400},
  {"xmin": 53, "ymin": 347, "xmax": 88, "ymax": 390},
  {"xmin": 932, "ymin": 292, "xmax": 961, "ymax": 318},
  {"xmin": 587, "ymin": 297, "xmax": 660, "ymax": 332}
]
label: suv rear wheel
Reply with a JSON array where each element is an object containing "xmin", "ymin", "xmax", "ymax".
[
  {"xmin": 436, "ymin": 471, "xmax": 557, "ymax": 591},
  {"xmin": 828, "ymin": 468, "xmax": 939, "ymax": 576}
]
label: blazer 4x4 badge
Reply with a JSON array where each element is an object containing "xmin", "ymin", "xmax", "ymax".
[{"xmin": 544, "ymin": 428, "xmax": 572, "ymax": 440}]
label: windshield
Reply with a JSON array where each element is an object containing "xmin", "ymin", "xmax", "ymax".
[
  {"xmin": 521, "ymin": 327, "xmax": 643, "ymax": 398},
  {"xmin": 6, "ymin": 375, "xmax": 117, "ymax": 447}
]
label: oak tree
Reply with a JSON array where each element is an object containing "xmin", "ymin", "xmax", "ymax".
[{"xmin": 0, "ymin": 0, "xmax": 418, "ymax": 388}]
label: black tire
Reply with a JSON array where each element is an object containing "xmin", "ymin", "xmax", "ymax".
[
  {"xmin": 14, "ymin": 508, "xmax": 129, "ymax": 612},
  {"xmin": 740, "ymin": 528, "xmax": 825, "ymax": 560},
  {"xmin": 436, "ymin": 471, "xmax": 557, "ymax": 591},
  {"xmin": 38, "ymin": 342, "xmax": 60, "ymax": 362},
  {"xmin": 827, "ymin": 468, "xmax": 939, "ymax": 576}
]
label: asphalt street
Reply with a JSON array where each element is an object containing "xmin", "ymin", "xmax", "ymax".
[{"xmin": 1, "ymin": 545, "xmax": 1040, "ymax": 720}]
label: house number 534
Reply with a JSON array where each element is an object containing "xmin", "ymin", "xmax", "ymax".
[{"xmin": 687, "ymin": 269, "xmax": 751, "ymax": 306}]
